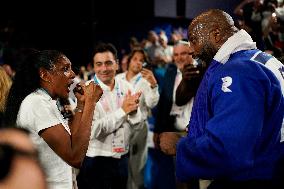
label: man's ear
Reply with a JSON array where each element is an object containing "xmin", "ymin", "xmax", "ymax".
[
  {"xmin": 39, "ymin": 68, "xmax": 51, "ymax": 83},
  {"xmin": 210, "ymin": 28, "xmax": 221, "ymax": 44},
  {"xmin": 115, "ymin": 59, "xmax": 119, "ymax": 71}
]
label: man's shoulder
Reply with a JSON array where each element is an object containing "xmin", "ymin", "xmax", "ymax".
[
  {"xmin": 116, "ymin": 77, "xmax": 133, "ymax": 91},
  {"xmin": 229, "ymin": 49, "xmax": 275, "ymax": 65},
  {"xmin": 229, "ymin": 50, "xmax": 283, "ymax": 77},
  {"xmin": 221, "ymin": 50, "xmax": 266, "ymax": 72},
  {"xmin": 210, "ymin": 50, "xmax": 283, "ymax": 89},
  {"xmin": 167, "ymin": 63, "xmax": 177, "ymax": 69},
  {"xmin": 164, "ymin": 63, "xmax": 177, "ymax": 75},
  {"xmin": 115, "ymin": 72, "xmax": 126, "ymax": 80}
]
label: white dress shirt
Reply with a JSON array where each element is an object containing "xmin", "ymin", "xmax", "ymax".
[
  {"xmin": 170, "ymin": 69, "xmax": 194, "ymax": 131},
  {"xmin": 86, "ymin": 76, "xmax": 142, "ymax": 158},
  {"xmin": 116, "ymin": 72, "xmax": 160, "ymax": 121}
]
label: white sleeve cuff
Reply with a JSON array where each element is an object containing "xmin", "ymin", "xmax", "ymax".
[
  {"xmin": 115, "ymin": 108, "xmax": 127, "ymax": 120},
  {"xmin": 128, "ymin": 108, "xmax": 142, "ymax": 125}
]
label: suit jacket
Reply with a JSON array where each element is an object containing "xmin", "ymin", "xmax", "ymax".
[{"xmin": 153, "ymin": 63, "xmax": 177, "ymax": 133}]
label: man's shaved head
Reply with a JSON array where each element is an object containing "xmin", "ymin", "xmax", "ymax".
[{"xmin": 188, "ymin": 9, "xmax": 238, "ymax": 65}]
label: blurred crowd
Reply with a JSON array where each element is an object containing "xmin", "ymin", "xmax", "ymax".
[{"xmin": 0, "ymin": 1, "xmax": 284, "ymax": 189}]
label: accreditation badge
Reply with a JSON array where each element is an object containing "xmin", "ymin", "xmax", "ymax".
[{"xmin": 112, "ymin": 127, "xmax": 125, "ymax": 153}]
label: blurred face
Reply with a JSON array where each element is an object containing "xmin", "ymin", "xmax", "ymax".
[
  {"xmin": 159, "ymin": 35, "xmax": 168, "ymax": 47},
  {"xmin": 0, "ymin": 129, "xmax": 47, "ymax": 189},
  {"xmin": 128, "ymin": 52, "xmax": 144, "ymax": 75},
  {"xmin": 173, "ymin": 44, "xmax": 194, "ymax": 70},
  {"xmin": 188, "ymin": 23, "xmax": 218, "ymax": 65},
  {"xmin": 48, "ymin": 56, "xmax": 75, "ymax": 99},
  {"xmin": 93, "ymin": 51, "xmax": 118, "ymax": 85},
  {"xmin": 120, "ymin": 55, "xmax": 128, "ymax": 73},
  {"xmin": 148, "ymin": 32, "xmax": 158, "ymax": 43},
  {"xmin": 254, "ymin": 0, "xmax": 264, "ymax": 9}
]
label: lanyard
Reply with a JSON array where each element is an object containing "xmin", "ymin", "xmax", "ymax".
[
  {"xmin": 94, "ymin": 75, "xmax": 123, "ymax": 112},
  {"xmin": 133, "ymin": 74, "xmax": 142, "ymax": 87},
  {"xmin": 93, "ymin": 75, "xmax": 99, "ymax": 85},
  {"xmin": 93, "ymin": 76, "xmax": 126, "ymax": 153}
]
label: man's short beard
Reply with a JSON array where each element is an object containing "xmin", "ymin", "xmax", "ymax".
[{"xmin": 198, "ymin": 43, "xmax": 217, "ymax": 66}]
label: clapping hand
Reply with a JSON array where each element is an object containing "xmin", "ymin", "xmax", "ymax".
[{"xmin": 121, "ymin": 90, "xmax": 141, "ymax": 115}]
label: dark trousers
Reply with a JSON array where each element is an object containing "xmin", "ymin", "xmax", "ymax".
[
  {"xmin": 208, "ymin": 179, "xmax": 283, "ymax": 189},
  {"xmin": 77, "ymin": 155, "xmax": 129, "ymax": 189},
  {"xmin": 145, "ymin": 148, "xmax": 177, "ymax": 189}
]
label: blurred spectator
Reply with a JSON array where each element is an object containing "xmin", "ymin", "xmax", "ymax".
[
  {"xmin": 86, "ymin": 62, "xmax": 95, "ymax": 81},
  {"xmin": 116, "ymin": 48, "xmax": 159, "ymax": 189},
  {"xmin": 145, "ymin": 30, "xmax": 160, "ymax": 63},
  {"xmin": 0, "ymin": 127, "xmax": 47, "ymax": 189},
  {"xmin": 1, "ymin": 47, "xmax": 38, "ymax": 80},
  {"xmin": 119, "ymin": 54, "xmax": 129, "ymax": 73},
  {"xmin": 1, "ymin": 47, "xmax": 18, "ymax": 78},
  {"xmin": 0, "ymin": 67, "xmax": 12, "ymax": 125},
  {"xmin": 234, "ymin": 0, "xmax": 266, "ymax": 50},
  {"xmin": 77, "ymin": 43, "xmax": 142, "ymax": 189},
  {"xmin": 129, "ymin": 37, "xmax": 141, "ymax": 51},
  {"xmin": 169, "ymin": 31, "xmax": 184, "ymax": 46},
  {"xmin": 154, "ymin": 32, "xmax": 173, "ymax": 65},
  {"xmin": 263, "ymin": 10, "xmax": 284, "ymax": 57},
  {"xmin": 68, "ymin": 66, "xmax": 84, "ymax": 104},
  {"xmin": 151, "ymin": 41, "xmax": 198, "ymax": 189}
]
